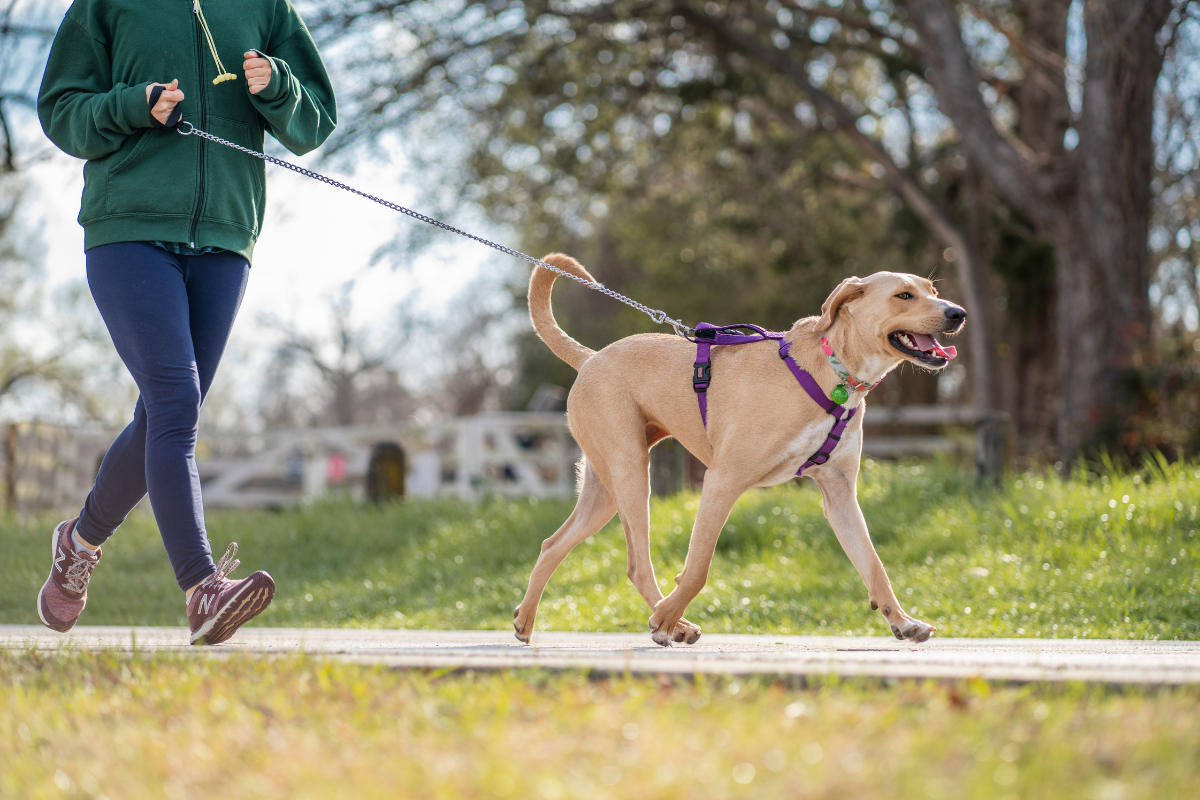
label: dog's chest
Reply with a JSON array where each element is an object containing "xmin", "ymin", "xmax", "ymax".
[{"xmin": 757, "ymin": 410, "xmax": 862, "ymax": 486}]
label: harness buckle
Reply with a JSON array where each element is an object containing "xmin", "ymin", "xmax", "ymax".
[{"xmin": 693, "ymin": 361, "xmax": 711, "ymax": 392}]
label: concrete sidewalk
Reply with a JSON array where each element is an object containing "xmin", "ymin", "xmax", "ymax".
[{"xmin": 3, "ymin": 625, "xmax": 1198, "ymax": 684}]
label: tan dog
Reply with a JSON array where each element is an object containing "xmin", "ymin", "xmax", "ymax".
[{"xmin": 513, "ymin": 255, "xmax": 966, "ymax": 646}]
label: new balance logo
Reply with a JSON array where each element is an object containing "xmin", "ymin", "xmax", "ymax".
[
  {"xmin": 54, "ymin": 548, "xmax": 67, "ymax": 573},
  {"xmin": 197, "ymin": 593, "xmax": 216, "ymax": 615}
]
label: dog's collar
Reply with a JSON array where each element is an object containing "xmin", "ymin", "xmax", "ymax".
[{"xmin": 820, "ymin": 335, "xmax": 882, "ymax": 402}]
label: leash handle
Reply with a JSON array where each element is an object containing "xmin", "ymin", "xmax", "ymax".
[
  {"xmin": 175, "ymin": 122, "xmax": 692, "ymax": 336},
  {"xmin": 148, "ymin": 84, "xmax": 183, "ymax": 131}
]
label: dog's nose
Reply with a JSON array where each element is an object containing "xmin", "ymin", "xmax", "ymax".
[{"xmin": 944, "ymin": 306, "xmax": 966, "ymax": 322}]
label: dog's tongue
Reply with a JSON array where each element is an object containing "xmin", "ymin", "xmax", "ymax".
[{"xmin": 910, "ymin": 332, "xmax": 957, "ymax": 359}]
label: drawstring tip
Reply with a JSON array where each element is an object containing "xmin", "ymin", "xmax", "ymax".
[{"xmin": 212, "ymin": 73, "xmax": 238, "ymax": 85}]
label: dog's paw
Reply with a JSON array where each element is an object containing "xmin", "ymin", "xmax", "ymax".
[
  {"xmin": 671, "ymin": 618, "xmax": 702, "ymax": 645},
  {"xmin": 649, "ymin": 619, "xmax": 674, "ymax": 647},
  {"xmin": 890, "ymin": 617, "xmax": 935, "ymax": 643},
  {"xmin": 513, "ymin": 607, "xmax": 532, "ymax": 645}
]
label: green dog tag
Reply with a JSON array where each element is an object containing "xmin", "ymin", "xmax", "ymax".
[{"xmin": 831, "ymin": 384, "xmax": 849, "ymax": 404}]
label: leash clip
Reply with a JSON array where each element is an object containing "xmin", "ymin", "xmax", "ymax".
[{"xmin": 177, "ymin": 121, "xmax": 195, "ymax": 135}]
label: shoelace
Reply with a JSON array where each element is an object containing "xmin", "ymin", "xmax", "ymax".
[
  {"xmin": 203, "ymin": 543, "xmax": 241, "ymax": 588},
  {"xmin": 63, "ymin": 554, "xmax": 95, "ymax": 595}
]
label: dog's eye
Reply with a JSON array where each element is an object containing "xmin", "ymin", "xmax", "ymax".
[{"xmin": 896, "ymin": 292, "xmax": 913, "ymax": 300}]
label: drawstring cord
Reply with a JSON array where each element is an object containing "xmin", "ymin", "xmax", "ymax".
[{"xmin": 192, "ymin": 0, "xmax": 237, "ymax": 84}]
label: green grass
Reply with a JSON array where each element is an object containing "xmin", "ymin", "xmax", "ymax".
[
  {"xmin": 2, "ymin": 651, "xmax": 1199, "ymax": 799},
  {"xmin": 2, "ymin": 456, "xmax": 1198, "ymax": 639}
]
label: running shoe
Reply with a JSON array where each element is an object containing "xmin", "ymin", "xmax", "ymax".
[
  {"xmin": 37, "ymin": 518, "xmax": 101, "ymax": 633},
  {"xmin": 187, "ymin": 542, "xmax": 275, "ymax": 645}
]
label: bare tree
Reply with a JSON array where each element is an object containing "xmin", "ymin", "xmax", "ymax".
[
  {"xmin": 0, "ymin": 0, "xmax": 58, "ymax": 173},
  {"xmin": 425, "ymin": 286, "xmax": 516, "ymax": 417},
  {"xmin": 259, "ymin": 283, "xmax": 417, "ymax": 428}
]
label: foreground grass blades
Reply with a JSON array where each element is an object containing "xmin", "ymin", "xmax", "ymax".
[
  {"xmin": 2, "ymin": 651, "xmax": 1199, "ymax": 800},
  {"xmin": 1, "ymin": 456, "xmax": 1197, "ymax": 639}
]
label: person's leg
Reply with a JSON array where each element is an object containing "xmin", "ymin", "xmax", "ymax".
[
  {"xmin": 176, "ymin": 248, "xmax": 250, "ymax": 593},
  {"xmin": 78, "ymin": 249, "xmax": 250, "ymax": 554},
  {"xmin": 78, "ymin": 242, "xmax": 246, "ymax": 591},
  {"xmin": 75, "ymin": 396, "xmax": 150, "ymax": 547}
]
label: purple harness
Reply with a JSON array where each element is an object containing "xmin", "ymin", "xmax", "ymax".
[{"xmin": 691, "ymin": 322, "xmax": 857, "ymax": 476}]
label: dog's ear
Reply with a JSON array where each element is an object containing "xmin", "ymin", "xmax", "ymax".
[{"xmin": 817, "ymin": 276, "xmax": 867, "ymax": 331}]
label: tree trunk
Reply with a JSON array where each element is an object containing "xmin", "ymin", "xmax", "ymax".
[
  {"xmin": 1047, "ymin": 1, "xmax": 1163, "ymax": 456},
  {"xmin": 334, "ymin": 375, "xmax": 355, "ymax": 426},
  {"xmin": 962, "ymin": 165, "xmax": 998, "ymax": 410},
  {"xmin": 905, "ymin": 0, "xmax": 1170, "ymax": 459}
]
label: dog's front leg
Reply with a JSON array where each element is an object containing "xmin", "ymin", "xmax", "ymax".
[
  {"xmin": 648, "ymin": 470, "xmax": 744, "ymax": 647},
  {"xmin": 814, "ymin": 469, "xmax": 935, "ymax": 643}
]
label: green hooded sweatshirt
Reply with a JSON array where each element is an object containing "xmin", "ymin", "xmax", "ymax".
[{"xmin": 38, "ymin": 0, "xmax": 337, "ymax": 262}]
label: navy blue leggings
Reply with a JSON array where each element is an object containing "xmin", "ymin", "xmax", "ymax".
[{"xmin": 77, "ymin": 242, "xmax": 249, "ymax": 591}]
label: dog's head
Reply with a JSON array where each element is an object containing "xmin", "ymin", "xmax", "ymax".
[{"xmin": 818, "ymin": 272, "xmax": 966, "ymax": 370}]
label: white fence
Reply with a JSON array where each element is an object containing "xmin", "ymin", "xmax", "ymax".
[
  {"xmin": 1, "ymin": 405, "xmax": 1005, "ymax": 514},
  {"xmin": 195, "ymin": 412, "xmax": 581, "ymax": 508},
  {"xmin": 0, "ymin": 422, "xmax": 113, "ymax": 516}
]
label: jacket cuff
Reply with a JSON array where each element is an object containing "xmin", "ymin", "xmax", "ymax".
[
  {"xmin": 255, "ymin": 57, "xmax": 288, "ymax": 103},
  {"xmin": 123, "ymin": 82, "xmax": 155, "ymax": 129}
]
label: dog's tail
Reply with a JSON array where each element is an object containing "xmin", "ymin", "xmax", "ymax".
[{"xmin": 528, "ymin": 253, "xmax": 597, "ymax": 371}]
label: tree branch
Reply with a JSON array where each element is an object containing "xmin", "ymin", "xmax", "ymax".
[
  {"xmin": 900, "ymin": 0, "xmax": 1056, "ymax": 221},
  {"xmin": 681, "ymin": 3, "xmax": 970, "ymax": 257},
  {"xmin": 779, "ymin": 0, "xmax": 924, "ymax": 59},
  {"xmin": 960, "ymin": 0, "xmax": 1065, "ymax": 72}
]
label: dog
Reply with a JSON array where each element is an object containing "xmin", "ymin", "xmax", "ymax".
[{"xmin": 513, "ymin": 255, "xmax": 966, "ymax": 646}]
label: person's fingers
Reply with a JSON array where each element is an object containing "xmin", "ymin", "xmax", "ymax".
[
  {"xmin": 243, "ymin": 57, "xmax": 270, "ymax": 71},
  {"xmin": 146, "ymin": 79, "xmax": 181, "ymax": 101}
]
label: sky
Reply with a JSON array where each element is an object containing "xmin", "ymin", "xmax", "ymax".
[{"xmin": 28, "ymin": 138, "xmax": 486, "ymax": 339}]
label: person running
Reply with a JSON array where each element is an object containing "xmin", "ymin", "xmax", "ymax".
[{"xmin": 36, "ymin": 0, "xmax": 336, "ymax": 644}]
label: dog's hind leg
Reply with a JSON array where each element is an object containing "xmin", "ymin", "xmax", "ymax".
[
  {"xmin": 606, "ymin": 450, "xmax": 702, "ymax": 645},
  {"xmin": 513, "ymin": 459, "xmax": 617, "ymax": 644}
]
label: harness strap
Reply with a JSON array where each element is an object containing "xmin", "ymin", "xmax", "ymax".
[
  {"xmin": 693, "ymin": 323, "xmax": 857, "ymax": 477},
  {"xmin": 693, "ymin": 322, "xmax": 781, "ymax": 427},
  {"xmin": 779, "ymin": 339, "xmax": 857, "ymax": 475}
]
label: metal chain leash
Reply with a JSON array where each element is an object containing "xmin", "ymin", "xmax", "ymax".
[{"xmin": 177, "ymin": 122, "xmax": 693, "ymax": 336}]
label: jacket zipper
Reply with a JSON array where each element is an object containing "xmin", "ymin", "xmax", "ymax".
[{"xmin": 189, "ymin": 0, "xmax": 207, "ymax": 249}]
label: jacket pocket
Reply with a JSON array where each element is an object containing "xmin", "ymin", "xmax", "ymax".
[
  {"xmin": 103, "ymin": 127, "xmax": 197, "ymax": 218},
  {"xmin": 201, "ymin": 115, "xmax": 265, "ymax": 233}
]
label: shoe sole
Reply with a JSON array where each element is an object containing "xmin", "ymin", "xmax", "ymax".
[
  {"xmin": 190, "ymin": 573, "xmax": 275, "ymax": 646},
  {"xmin": 37, "ymin": 521, "xmax": 78, "ymax": 634}
]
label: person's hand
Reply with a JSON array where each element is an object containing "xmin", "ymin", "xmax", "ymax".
[
  {"xmin": 244, "ymin": 52, "xmax": 272, "ymax": 95},
  {"xmin": 146, "ymin": 79, "xmax": 184, "ymax": 125}
]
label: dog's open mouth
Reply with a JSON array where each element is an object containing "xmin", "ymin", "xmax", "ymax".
[{"xmin": 889, "ymin": 331, "xmax": 957, "ymax": 367}]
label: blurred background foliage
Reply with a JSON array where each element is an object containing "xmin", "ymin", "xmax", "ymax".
[
  {"xmin": 304, "ymin": 0, "xmax": 1200, "ymax": 461},
  {"xmin": 0, "ymin": 0, "xmax": 1198, "ymax": 463}
]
